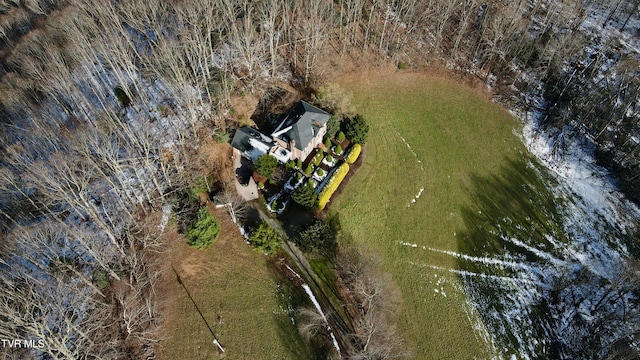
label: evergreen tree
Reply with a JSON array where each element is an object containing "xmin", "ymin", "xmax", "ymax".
[
  {"xmin": 343, "ymin": 114, "xmax": 369, "ymax": 144},
  {"xmin": 295, "ymin": 219, "xmax": 337, "ymax": 257},
  {"xmin": 292, "ymin": 181, "xmax": 318, "ymax": 209},
  {"xmin": 326, "ymin": 116, "xmax": 340, "ymax": 138},
  {"xmin": 186, "ymin": 207, "xmax": 221, "ymax": 249},
  {"xmin": 249, "ymin": 221, "xmax": 281, "ymax": 255},
  {"xmin": 254, "ymin": 154, "xmax": 278, "ymax": 180}
]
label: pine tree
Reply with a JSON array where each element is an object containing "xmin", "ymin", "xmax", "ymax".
[
  {"xmin": 292, "ymin": 181, "xmax": 318, "ymax": 209},
  {"xmin": 343, "ymin": 114, "xmax": 369, "ymax": 144},
  {"xmin": 254, "ymin": 154, "xmax": 278, "ymax": 180},
  {"xmin": 249, "ymin": 221, "xmax": 281, "ymax": 255},
  {"xmin": 186, "ymin": 207, "xmax": 221, "ymax": 249}
]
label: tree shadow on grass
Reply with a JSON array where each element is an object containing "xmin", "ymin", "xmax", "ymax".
[
  {"xmin": 270, "ymin": 263, "xmax": 329, "ymax": 360},
  {"xmin": 457, "ymin": 157, "xmax": 566, "ymax": 271},
  {"xmin": 455, "ymin": 156, "xmax": 567, "ymax": 359},
  {"xmin": 455, "ymin": 156, "xmax": 640, "ymax": 359}
]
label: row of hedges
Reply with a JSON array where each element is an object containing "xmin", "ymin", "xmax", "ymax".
[
  {"xmin": 345, "ymin": 144, "xmax": 361, "ymax": 164},
  {"xmin": 318, "ymin": 162, "xmax": 350, "ymax": 210}
]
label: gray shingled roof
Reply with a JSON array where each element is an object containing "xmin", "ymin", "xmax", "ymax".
[{"xmin": 279, "ymin": 101, "xmax": 330, "ymax": 151}]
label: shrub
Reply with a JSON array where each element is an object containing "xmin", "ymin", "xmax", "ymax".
[
  {"xmin": 257, "ymin": 181, "xmax": 265, "ymax": 189},
  {"xmin": 249, "ymin": 221, "xmax": 281, "ymax": 255},
  {"xmin": 326, "ymin": 116, "xmax": 340, "ymax": 138},
  {"xmin": 337, "ymin": 131, "xmax": 346, "ymax": 142},
  {"xmin": 335, "ymin": 144, "xmax": 343, "ymax": 155},
  {"xmin": 190, "ymin": 176, "xmax": 213, "ymax": 196},
  {"xmin": 324, "ymin": 137, "xmax": 332, "ymax": 148},
  {"xmin": 325, "ymin": 155, "xmax": 333, "ymax": 163},
  {"xmin": 317, "ymin": 168, "xmax": 325, "ymax": 176},
  {"xmin": 255, "ymin": 154, "xmax": 279, "ymax": 179},
  {"xmin": 213, "ymin": 129, "xmax": 230, "ymax": 143},
  {"xmin": 343, "ymin": 114, "xmax": 369, "ymax": 144},
  {"xmin": 296, "ymin": 159, "xmax": 303, "ymax": 169},
  {"xmin": 318, "ymin": 163, "xmax": 349, "ymax": 210},
  {"xmin": 304, "ymin": 164, "xmax": 314, "ymax": 175},
  {"xmin": 93, "ymin": 268, "xmax": 111, "ymax": 290},
  {"xmin": 113, "ymin": 86, "xmax": 131, "ymax": 107},
  {"xmin": 346, "ymin": 144, "xmax": 361, "ymax": 164},
  {"xmin": 313, "ymin": 150, "xmax": 324, "ymax": 166},
  {"xmin": 186, "ymin": 207, "xmax": 221, "ymax": 249},
  {"xmin": 286, "ymin": 160, "xmax": 295, "ymax": 169}
]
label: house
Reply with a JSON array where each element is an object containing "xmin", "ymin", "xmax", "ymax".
[
  {"xmin": 271, "ymin": 100, "xmax": 331, "ymax": 161},
  {"xmin": 231, "ymin": 101, "xmax": 331, "ymax": 163}
]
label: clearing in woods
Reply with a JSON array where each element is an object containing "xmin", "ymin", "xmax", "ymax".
[{"xmin": 332, "ymin": 70, "xmax": 524, "ymax": 359}]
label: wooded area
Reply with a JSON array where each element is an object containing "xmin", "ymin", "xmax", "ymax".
[{"xmin": 0, "ymin": 0, "xmax": 638, "ymax": 358}]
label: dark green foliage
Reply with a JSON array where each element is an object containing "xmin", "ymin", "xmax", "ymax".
[
  {"xmin": 327, "ymin": 116, "xmax": 340, "ymax": 138},
  {"xmin": 294, "ymin": 219, "xmax": 337, "ymax": 257},
  {"xmin": 255, "ymin": 154, "xmax": 279, "ymax": 180},
  {"xmin": 249, "ymin": 221, "xmax": 281, "ymax": 255},
  {"xmin": 207, "ymin": 67, "xmax": 233, "ymax": 102},
  {"xmin": 343, "ymin": 114, "xmax": 369, "ymax": 144},
  {"xmin": 113, "ymin": 86, "xmax": 131, "ymax": 107},
  {"xmin": 213, "ymin": 129, "xmax": 230, "ymax": 143},
  {"xmin": 93, "ymin": 268, "xmax": 111, "ymax": 290},
  {"xmin": 171, "ymin": 188, "xmax": 200, "ymax": 233},
  {"xmin": 186, "ymin": 207, "xmax": 221, "ymax": 249},
  {"xmin": 292, "ymin": 181, "xmax": 318, "ymax": 209},
  {"xmin": 190, "ymin": 176, "xmax": 213, "ymax": 196},
  {"xmin": 336, "ymin": 131, "xmax": 346, "ymax": 142}
]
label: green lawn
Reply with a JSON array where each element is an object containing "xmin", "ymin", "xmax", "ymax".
[
  {"xmin": 333, "ymin": 72, "xmax": 525, "ymax": 359},
  {"xmin": 159, "ymin": 210, "xmax": 313, "ymax": 360}
]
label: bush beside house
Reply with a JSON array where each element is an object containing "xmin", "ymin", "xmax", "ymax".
[
  {"xmin": 318, "ymin": 163, "xmax": 350, "ymax": 210},
  {"xmin": 346, "ymin": 144, "xmax": 361, "ymax": 164}
]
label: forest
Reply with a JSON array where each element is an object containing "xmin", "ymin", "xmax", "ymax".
[{"xmin": 0, "ymin": 0, "xmax": 638, "ymax": 358}]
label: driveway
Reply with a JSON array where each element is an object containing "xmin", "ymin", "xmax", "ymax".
[{"xmin": 233, "ymin": 151, "xmax": 259, "ymax": 201}]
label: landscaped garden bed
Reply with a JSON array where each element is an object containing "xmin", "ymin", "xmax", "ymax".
[
  {"xmin": 321, "ymin": 154, "xmax": 337, "ymax": 167},
  {"xmin": 284, "ymin": 172, "xmax": 305, "ymax": 192},
  {"xmin": 267, "ymin": 192, "xmax": 288, "ymax": 214},
  {"xmin": 318, "ymin": 162, "xmax": 350, "ymax": 210}
]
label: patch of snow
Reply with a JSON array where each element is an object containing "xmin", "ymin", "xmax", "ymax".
[
  {"xmin": 301, "ymin": 284, "xmax": 341, "ymax": 356},
  {"xmin": 159, "ymin": 204, "xmax": 172, "ymax": 232}
]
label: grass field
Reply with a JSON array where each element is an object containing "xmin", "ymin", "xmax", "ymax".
[
  {"xmin": 158, "ymin": 208, "xmax": 313, "ymax": 360},
  {"xmin": 332, "ymin": 71, "xmax": 526, "ymax": 359}
]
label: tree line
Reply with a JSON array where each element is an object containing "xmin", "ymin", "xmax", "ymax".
[{"xmin": 0, "ymin": 0, "xmax": 638, "ymax": 358}]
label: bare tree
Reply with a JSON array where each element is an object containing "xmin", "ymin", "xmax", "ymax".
[
  {"xmin": 336, "ymin": 247, "xmax": 409, "ymax": 359},
  {"xmin": 217, "ymin": 186, "xmax": 249, "ymax": 224}
]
